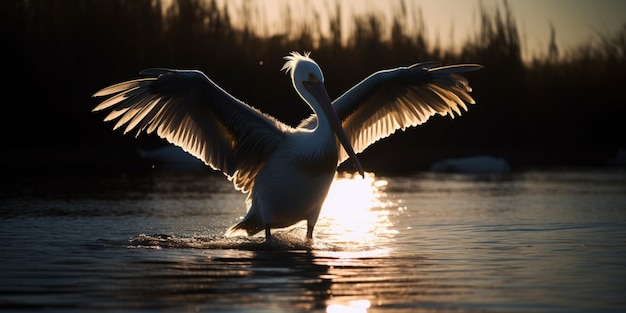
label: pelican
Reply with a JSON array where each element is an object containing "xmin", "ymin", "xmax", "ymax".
[{"xmin": 92, "ymin": 51, "xmax": 481, "ymax": 241}]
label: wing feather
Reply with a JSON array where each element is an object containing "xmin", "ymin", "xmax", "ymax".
[
  {"xmin": 329, "ymin": 63, "xmax": 482, "ymax": 164},
  {"xmin": 93, "ymin": 69, "xmax": 290, "ymax": 192},
  {"xmin": 92, "ymin": 80, "xmax": 148, "ymax": 97}
]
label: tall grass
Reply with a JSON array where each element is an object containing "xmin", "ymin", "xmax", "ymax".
[{"xmin": 1, "ymin": 0, "xmax": 624, "ymax": 169}]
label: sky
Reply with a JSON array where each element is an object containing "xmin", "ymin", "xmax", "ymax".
[{"xmin": 214, "ymin": 0, "xmax": 626, "ymax": 60}]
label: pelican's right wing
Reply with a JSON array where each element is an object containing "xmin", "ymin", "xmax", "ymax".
[
  {"xmin": 93, "ymin": 69, "xmax": 290, "ymax": 192},
  {"xmin": 329, "ymin": 62, "xmax": 482, "ymax": 164}
]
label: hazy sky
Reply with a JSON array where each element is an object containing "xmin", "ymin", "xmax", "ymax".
[{"xmin": 215, "ymin": 0, "xmax": 625, "ymax": 59}]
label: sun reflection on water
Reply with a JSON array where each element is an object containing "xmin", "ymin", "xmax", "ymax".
[
  {"xmin": 317, "ymin": 172, "xmax": 397, "ymax": 249},
  {"xmin": 326, "ymin": 299, "xmax": 371, "ymax": 313}
]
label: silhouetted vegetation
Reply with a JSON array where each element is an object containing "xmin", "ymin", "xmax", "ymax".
[{"xmin": 1, "ymin": 0, "xmax": 624, "ymax": 172}]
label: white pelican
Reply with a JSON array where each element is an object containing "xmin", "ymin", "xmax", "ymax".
[{"xmin": 92, "ymin": 51, "xmax": 481, "ymax": 241}]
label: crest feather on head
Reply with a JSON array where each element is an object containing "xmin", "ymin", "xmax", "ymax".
[{"xmin": 281, "ymin": 51, "xmax": 312, "ymax": 78}]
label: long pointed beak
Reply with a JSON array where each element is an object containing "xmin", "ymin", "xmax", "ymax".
[{"xmin": 304, "ymin": 81, "xmax": 365, "ymax": 178}]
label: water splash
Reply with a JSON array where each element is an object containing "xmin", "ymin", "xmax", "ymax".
[
  {"xmin": 120, "ymin": 233, "xmax": 312, "ymax": 251},
  {"xmin": 99, "ymin": 232, "xmax": 389, "ymax": 253}
]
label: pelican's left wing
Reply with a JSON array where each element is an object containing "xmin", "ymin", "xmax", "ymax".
[
  {"xmin": 318, "ymin": 62, "xmax": 482, "ymax": 164},
  {"xmin": 93, "ymin": 69, "xmax": 290, "ymax": 192}
]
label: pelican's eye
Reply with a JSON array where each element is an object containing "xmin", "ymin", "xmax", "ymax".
[{"xmin": 308, "ymin": 72, "xmax": 320, "ymax": 83}]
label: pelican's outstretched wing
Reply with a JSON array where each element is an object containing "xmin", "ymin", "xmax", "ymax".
[
  {"xmin": 93, "ymin": 69, "xmax": 291, "ymax": 192},
  {"xmin": 301, "ymin": 62, "xmax": 482, "ymax": 164}
]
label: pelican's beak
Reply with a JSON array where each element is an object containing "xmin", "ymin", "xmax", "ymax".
[{"xmin": 303, "ymin": 81, "xmax": 365, "ymax": 178}]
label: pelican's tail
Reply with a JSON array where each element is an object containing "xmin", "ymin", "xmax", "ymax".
[{"xmin": 226, "ymin": 213, "xmax": 264, "ymax": 237}]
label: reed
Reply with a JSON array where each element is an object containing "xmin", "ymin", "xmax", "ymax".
[{"xmin": 1, "ymin": 0, "xmax": 624, "ymax": 168}]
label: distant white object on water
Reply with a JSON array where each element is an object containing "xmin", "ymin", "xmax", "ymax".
[{"xmin": 431, "ymin": 155, "xmax": 510, "ymax": 174}]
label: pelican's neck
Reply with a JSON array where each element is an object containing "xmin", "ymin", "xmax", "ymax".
[
  {"xmin": 289, "ymin": 83, "xmax": 340, "ymax": 172},
  {"xmin": 297, "ymin": 98, "xmax": 339, "ymax": 172},
  {"xmin": 312, "ymin": 106, "xmax": 335, "ymax": 142},
  {"xmin": 296, "ymin": 84, "xmax": 334, "ymax": 138}
]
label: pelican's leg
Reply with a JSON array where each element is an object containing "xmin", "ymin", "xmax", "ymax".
[
  {"xmin": 264, "ymin": 224, "xmax": 272, "ymax": 242},
  {"xmin": 306, "ymin": 221, "xmax": 316, "ymax": 240},
  {"xmin": 306, "ymin": 211, "xmax": 320, "ymax": 240}
]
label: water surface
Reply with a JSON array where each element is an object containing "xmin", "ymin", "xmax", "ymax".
[{"xmin": 1, "ymin": 168, "xmax": 625, "ymax": 312}]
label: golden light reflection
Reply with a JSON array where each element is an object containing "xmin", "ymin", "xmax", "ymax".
[
  {"xmin": 317, "ymin": 172, "xmax": 397, "ymax": 247},
  {"xmin": 327, "ymin": 299, "xmax": 371, "ymax": 313}
]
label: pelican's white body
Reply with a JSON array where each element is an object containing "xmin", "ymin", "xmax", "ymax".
[{"xmin": 235, "ymin": 113, "xmax": 339, "ymax": 236}]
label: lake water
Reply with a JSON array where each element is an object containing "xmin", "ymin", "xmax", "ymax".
[{"xmin": 1, "ymin": 167, "xmax": 625, "ymax": 312}]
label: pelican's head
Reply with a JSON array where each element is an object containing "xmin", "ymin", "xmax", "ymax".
[
  {"xmin": 282, "ymin": 51, "xmax": 364, "ymax": 177},
  {"xmin": 282, "ymin": 51, "xmax": 325, "ymax": 88}
]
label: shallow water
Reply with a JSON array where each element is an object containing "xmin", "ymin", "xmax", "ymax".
[{"xmin": 1, "ymin": 168, "xmax": 625, "ymax": 312}]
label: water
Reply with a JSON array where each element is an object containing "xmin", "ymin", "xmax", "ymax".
[{"xmin": 1, "ymin": 167, "xmax": 625, "ymax": 312}]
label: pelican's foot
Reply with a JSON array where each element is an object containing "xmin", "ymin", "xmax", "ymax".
[{"xmin": 305, "ymin": 236, "xmax": 315, "ymax": 246}]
